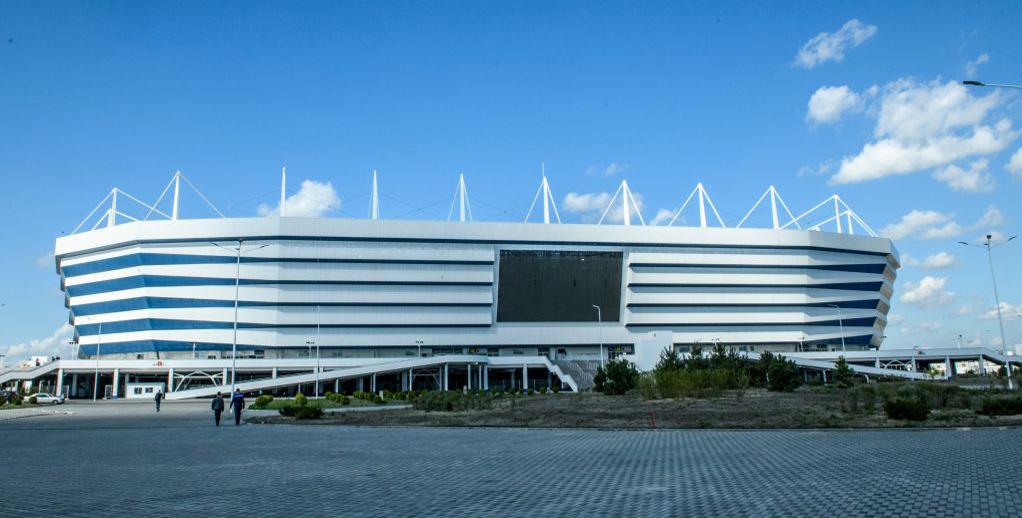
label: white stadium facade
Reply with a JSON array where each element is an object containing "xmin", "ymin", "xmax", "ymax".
[{"xmin": 4, "ymin": 171, "xmax": 934, "ymax": 400}]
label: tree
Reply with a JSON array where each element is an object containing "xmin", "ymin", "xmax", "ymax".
[
  {"xmin": 766, "ymin": 355, "xmax": 800, "ymax": 392},
  {"xmin": 655, "ymin": 346, "xmax": 684, "ymax": 372},
  {"xmin": 594, "ymin": 359, "xmax": 640, "ymax": 395},
  {"xmin": 833, "ymin": 356, "xmax": 855, "ymax": 388}
]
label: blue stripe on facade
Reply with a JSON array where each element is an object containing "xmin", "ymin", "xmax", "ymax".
[
  {"xmin": 627, "ymin": 299, "xmax": 882, "ymax": 309},
  {"xmin": 76, "ymin": 319, "xmax": 492, "ymax": 335},
  {"xmin": 66, "ymin": 275, "xmax": 493, "ymax": 296},
  {"xmin": 627, "ymin": 282, "xmax": 885, "ymax": 292},
  {"xmin": 71, "ymin": 297, "xmax": 492, "ymax": 316},
  {"xmin": 628, "ymin": 263, "xmax": 887, "ymax": 274},
  {"xmin": 625, "ymin": 317, "xmax": 878, "ymax": 328},
  {"xmin": 61, "ymin": 253, "xmax": 494, "ymax": 278}
]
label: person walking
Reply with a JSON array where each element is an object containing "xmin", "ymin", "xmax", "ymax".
[
  {"xmin": 211, "ymin": 391, "xmax": 225, "ymax": 426},
  {"xmin": 229, "ymin": 389, "xmax": 245, "ymax": 426},
  {"xmin": 154, "ymin": 390, "xmax": 163, "ymax": 413}
]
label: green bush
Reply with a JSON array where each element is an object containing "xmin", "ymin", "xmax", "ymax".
[
  {"xmin": 383, "ymin": 390, "xmax": 394, "ymax": 400},
  {"xmin": 884, "ymin": 397, "xmax": 931, "ymax": 421},
  {"xmin": 766, "ymin": 355, "xmax": 800, "ymax": 392},
  {"xmin": 655, "ymin": 346, "xmax": 685, "ymax": 371},
  {"xmin": 372, "ymin": 395, "xmax": 384, "ymax": 404},
  {"xmin": 979, "ymin": 397, "xmax": 1022, "ymax": 416},
  {"xmin": 551, "ymin": 385, "xmax": 560, "ymax": 393},
  {"xmin": 527, "ymin": 388, "xmax": 534, "ymax": 395},
  {"xmin": 412, "ymin": 391, "xmax": 493, "ymax": 412},
  {"xmin": 279, "ymin": 404, "xmax": 323, "ymax": 419},
  {"xmin": 639, "ymin": 369, "xmax": 749, "ymax": 400},
  {"xmin": 539, "ymin": 386, "xmax": 547, "ymax": 394},
  {"xmin": 254, "ymin": 395, "xmax": 273, "ymax": 407},
  {"xmin": 594, "ymin": 359, "xmax": 640, "ymax": 395},
  {"xmin": 834, "ymin": 357, "xmax": 855, "ymax": 388},
  {"xmin": 28, "ymin": 396, "xmax": 37, "ymax": 405},
  {"xmin": 294, "ymin": 393, "xmax": 308, "ymax": 407}
]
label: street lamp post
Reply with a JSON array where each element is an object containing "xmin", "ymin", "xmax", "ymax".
[
  {"xmin": 592, "ymin": 305, "xmax": 605, "ymax": 368},
  {"xmin": 827, "ymin": 304, "xmax": 846, "ymax": 353},
  {"xmin": 210, "ymin": 240, "xmax": 269, "ymax": 395},
  {"xmin": 93, "ymin": 322, "xmax": 102, "ymax": 401},
  {"xmin": 960, "ymin": 234, "xmax": 1017, "ymax": 389},
  {"xmin": 315, "ymin": 304, "xmax": 321, "ymax": 398}
]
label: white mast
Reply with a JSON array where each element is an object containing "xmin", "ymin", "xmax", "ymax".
[
  {"xmin": 448, "ymin": 173, "xmax": 473, "ymax": 222},
  {"xmin": 280, "ymin": 167, "xmax": 287, "ymax": 217},
  {"xmin": 667, "ymin": 183, "xmax": 726, "ymax": 228},
  {"xmin": 171, "ymin": 171, "xmax": 181, "ymax": 221},
  {"xmin": 597, "ymin": 180, "xmax": 644, "ymax": 226},
  {"xmin": 622, "ymin": 180, "xmax": 632, "ymax": 226},
  {"xmin": 107, "ymin": 189, "xmax": 118, "ymax": 227},
  {"xmin": 524, "ymin": 165, "xmax": 562, "ymax": 224},
  {"xmin": 370, "ymin": 170, "xmax": 380, "ymax": 220},
  {"xmin": 542, "ymin": 163, "xmax": 549, "ymax": 224}
]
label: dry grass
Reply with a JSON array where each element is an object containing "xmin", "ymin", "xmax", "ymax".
[{"xmin": 251, "ymin": 386, "xmax": 1022, "ymax": 429}]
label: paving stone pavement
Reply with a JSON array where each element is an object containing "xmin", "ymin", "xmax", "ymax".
[{"xmin": 2, "ymin": 401, "xmax": 1021, "ymax": 517}]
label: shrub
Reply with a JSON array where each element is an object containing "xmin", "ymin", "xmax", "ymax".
[
  {"xmin": 834, "ymin": 357, "xmax": 855, "ymax": 388},
  {"xmin": 539, "ymin": 387, "xmax": 547, "ymax": 394},
  {"xmin": 551, "ymin": 385, "xmax": 560, "ymax": 393},
  {"xmin": 884, "ymin": 397, "xmax": 931, "ymax": 421},
  {"xmin": 594, "ymin": 359, "xmax": 640, "ymax": 395},
  {"xmin": 28, "ymin": 396, "xmax": 37, "ymax": 405},
  {"xmin": 527, "ymin": 388, "xmax": 534, "ymax": 395},
  {"xmin": 294, "ymin": 393, "xmax": 308, "ymax": 407},
  {"xmin": 383, "ymin": 390, "xmax": 394, "ymax": 400},
  {"xmin": 639, "ymin": 369, "xmax": 749, "ymax": 400},
  {"xmin": 372, "ymin": 395, "xmax": 384, "ymax": 404},
  {"xmin": 279, "ymin": 405, "xmax": 323, "ymax": 419},
  {"xmin": 766, "ymin": 356, "xmax": 800, "ymax": 392},
  {"xmin": 254, "ymin": 395, "xmax": 273, "ymax": 407},
  {"xmin": 655, "ymin": 346, "xmax": 684, "ymax": 371},
  {"xmin": 412, "ymin": 391, "xmax": 493, "ymax": 412},
  {"xmin": 979, "ymin": 397, "xmax": 1022, "ymax": 416}
]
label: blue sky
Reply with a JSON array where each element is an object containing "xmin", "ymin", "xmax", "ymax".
[{"xmin": 2, "ymin": 1, "xmax": 1022, "ymax": 360}]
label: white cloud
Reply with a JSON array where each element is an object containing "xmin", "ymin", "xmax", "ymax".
[
  {"xmin": 918, "ymin": 321, "xmax": 945, "ymax": 331},
  {"xmin": 900, "ymin": 276, "xmax": 955, "ymax": 308},
  {"xmin": 1007, "ymin": 148, "xmax": 1022, "ymax": 180},
  {"xmin": 957, "ymin": 305, "xmax": 977, "ymax": 316},
  {"xmin": 976, "ymin": 205, "xmax": 1004, "ymax": 227},
  {"xmin": 978, "ymin": 302, "xmax": 1022, "ymax": 321},
  {"xmin": 965, "ymin": 53, "xmax": 990, "ymax": 79},
  {"xmin": 902, "ymin": 251, "xmax": 960, "ymax": 268},
  {"xmin": 258, "ymin": 180, "xmax": 340, "ymax": 218},
  {"xmin": 563, "ymin": 191, "xmax": 644, "ymax": 224},
  {"xmin": 879, "ymin": 210, "xmax": 963, "ymax": 240},
  {"xmin": 887, "ymin": 314, "xmax": 906, "ymax": 326},
  {"xmin": 807, "ymin": 86, "xmax": 862, "ymax": 124},
  {"xmin": 0, "ymin": 323, "xmax": 74, "ymax": 364},
  {"xmin": 585, "ymin": 163, "xmax": 629, "ymax": 177},
  {"xmin": 879, "ymin": 205, "xmax": 1002, "ymax": 241},
  {"xmin": 650, "ymin": 208, "xmax": 676, "ymax": 226},
  {"xmin": 932, "ymin": 159, "xmax": 995, "ymax": 193},
  {"xmin": 828, "ymin": 79, "xmax": 1016, "ymax": 185},
  {"xmin": 794, "ymin": 19, "xmax": 878, "ymax": 69}
]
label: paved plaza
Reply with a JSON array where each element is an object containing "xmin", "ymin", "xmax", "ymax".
[{"xmin": 2, "ymin": 402, "xmax": 1022, "ymax": 517}]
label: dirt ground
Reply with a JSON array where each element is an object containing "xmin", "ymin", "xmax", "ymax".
[{"xmin": 251, "ymin": 388, "xmax": 1022, "ymax": 429}]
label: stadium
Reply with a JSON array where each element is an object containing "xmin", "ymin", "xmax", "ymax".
[{"xmin": 10, "ymin": 171, "xmax": 910, "ymax": 399}]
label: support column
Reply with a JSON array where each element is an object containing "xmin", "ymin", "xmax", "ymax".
[
  {"xmin": 547, "ymin": 370, "xmax": 552, "ymax": 389},
  {"xmin": 223, "ymin": 368, "xmax": 229, "ymax": 387},
  {"xmin": 72, "ymin": 373, "xmax": 79, "ymax": 398},
  {"xmin": 56, "ymin": 368, "xmax": 64, "ymax": 396},
  {"xmin": 874, "ymin": 357, "xmax": 880, "ymax": 369},
  {"xmin": 402, "ymin": 370, "xmax": 408, "ymax": 391},
  {"xmin": 910, "ymin": 358, "xmax": 917, "ymax": 372},
  {"xmin": 822, "ymin": 370, "xmax": 827, "ymax": 385},
  {"xmin": 112, "ymin": 368, "xmax": 120, "ymax": 398},
  {"xmin": 371, "ymin": 373, "xmax": 376, "ymax": 394},
  {"xmin": 443, "ymin": 364, "xmax": 449, "ymax": 391},
  {"xmin": 945, "ymin": 356, "xmax": 952, "ymax": 378},
  {"xmin": 483, "ymin": 365, "xmax": 489, "ymax": 390},
  {"xmin": 979, "ymin": 357, "xmax": 988, "ymax": 375},
  {"xmin": 167, "ymin": 368, "xmax": 174, "ymax": 393},
  {"xmin": 271, "ymin": 367, "xmax": 278, "ymax": 379},
  {"xmin": 357, "ymin": 378, "xmax": 364, "ymax": 391},
  {"xmin": 334, "ymin": 378, "xmax": 339, "ymax": 393},
  {"xmin": 409, "ymin": 368, "xmax": 414, "ymax": 391},
  {"xmin": 523, "ymin": 364, "xmax": 529, "ymax": 391}
]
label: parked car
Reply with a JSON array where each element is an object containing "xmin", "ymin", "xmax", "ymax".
[{"xmin": 26, "ymin": 393, "xmax": 64, "ymax": 405}]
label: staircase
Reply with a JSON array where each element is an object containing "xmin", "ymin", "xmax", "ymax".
[{"xmin": 551, "ymin": 359, "xmax": 602, "ymax": 391}]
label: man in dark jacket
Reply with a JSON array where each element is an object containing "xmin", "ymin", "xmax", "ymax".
[
  {"xmin": 229, "ymin": 389, "xmax": 245, "ymax": 425},
  {"xmin": 154, "ymin": 390, "xmax": 163, "ymax": 412},
  {"xmin": 211, "ymin": 392, "xmax": 225, "ymax": 426}
]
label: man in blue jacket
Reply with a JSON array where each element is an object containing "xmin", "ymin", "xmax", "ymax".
[{"xmin": 229, "ymin": 389, "xmax": 245, "ymax": 426}]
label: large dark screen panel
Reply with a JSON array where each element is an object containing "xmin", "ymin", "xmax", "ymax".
[{"xmin": 497, "ymin": 250, "xmax": 622, "ymax": 322}]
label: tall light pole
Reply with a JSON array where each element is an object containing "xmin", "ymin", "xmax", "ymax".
[
  {"xmin": 315, "ymin": 304, "xmax": 321, "ymax": 398},
  {"xmin": 827, "ymin": 304, "xmax": 846, "ymax": 353},
  {"xmin": 960, "ymin": 234, "xmax": 1017, "ymax": 389},
  {"xmin": 592, "ymin": 305, "xmax": 605, "ymax": 368},
  {"xmin": 93, "ymin": 322, "xmax": 102, "ymax": 401},
  {"xmin": 211, "ymin": 239, "xmax": 269, "ymax": 395}
]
